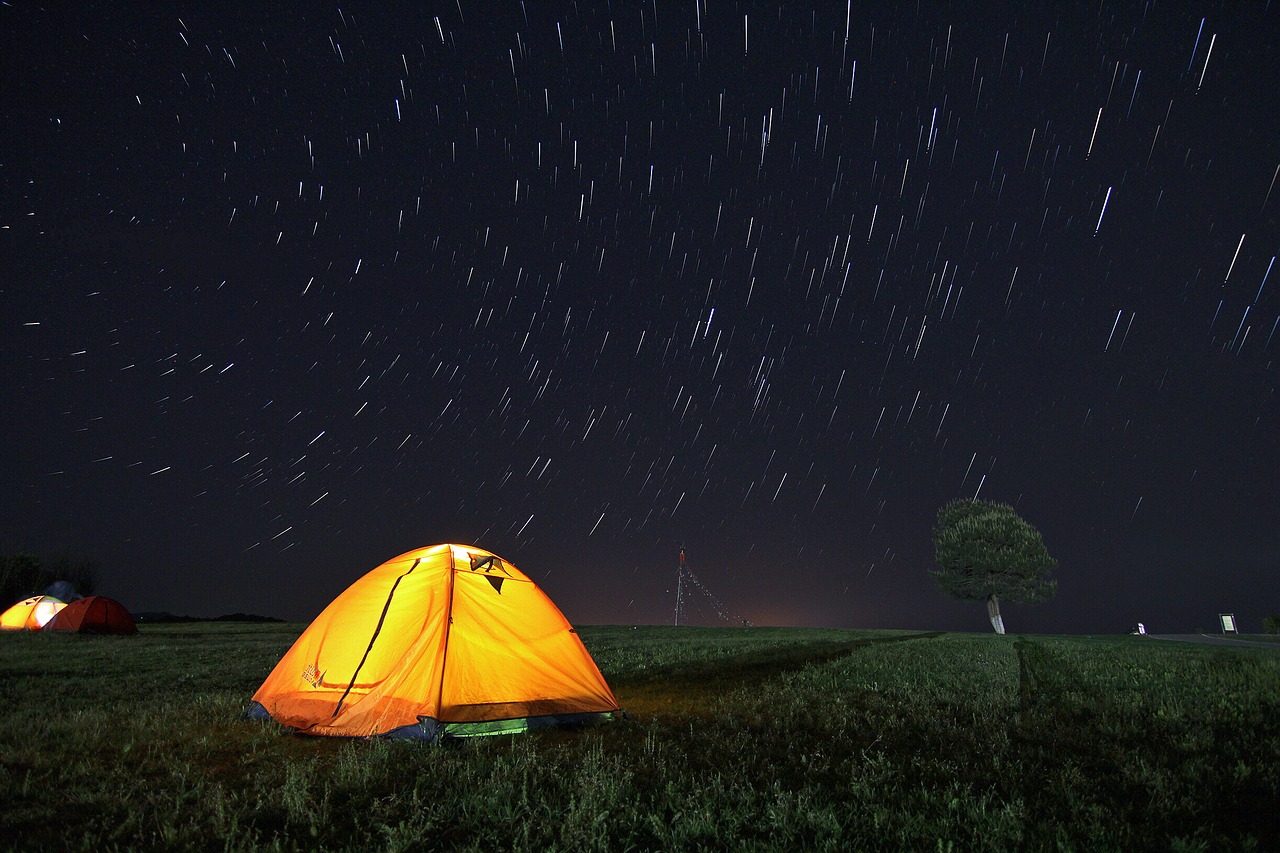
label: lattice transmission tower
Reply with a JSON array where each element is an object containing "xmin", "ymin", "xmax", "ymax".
[{"xmin": 674, "ymin": 548, "xmax": 747, "ymax": 626}]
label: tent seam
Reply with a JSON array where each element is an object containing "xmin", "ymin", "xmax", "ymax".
[{"xmin": 434, "ymin": 546, "xmax": 460, "ymax": 728}]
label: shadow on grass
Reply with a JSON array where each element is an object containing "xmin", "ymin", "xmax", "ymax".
[
  {"xmin": 616, "ymin": 631, "xmax": 943, "ymax": 714},
  {"xmin": 1013, "ymin": 637, "xmax": 1280, "ymax": 847}
]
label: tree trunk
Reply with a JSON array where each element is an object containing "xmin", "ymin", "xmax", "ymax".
[{"xmin": 987, "ymin": 594, "xmax": 1006, "ymax": 634}]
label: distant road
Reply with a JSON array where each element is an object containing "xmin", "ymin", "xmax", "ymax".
[{"xmin": 1150, "ymin": 634, "xmax": 1280, "ymax": 649}]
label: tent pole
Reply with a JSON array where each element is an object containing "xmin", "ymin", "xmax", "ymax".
[
  {"xmin": 435, "ymin": 548, "xmax": 460, "ymax": 721},
  {"xmin": 331, "ymin": 557, "xmax": 422, "ymax": 719}
]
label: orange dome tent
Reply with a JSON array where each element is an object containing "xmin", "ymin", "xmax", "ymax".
[
  {"xmin": 245, "ymin": 543, "xmax": 620, "ymax": 741},
  {"xmin": 44, "ymin": 596, "xmax": 138, "ymax": 635},
  {"xmin": 0, "ymin": 595, "xmax": 65, "ymax": 631}
]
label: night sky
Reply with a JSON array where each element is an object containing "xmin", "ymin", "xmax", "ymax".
[{"xmin": 4, "ymin": 1, "xmax": 1277, "ymax": 634}]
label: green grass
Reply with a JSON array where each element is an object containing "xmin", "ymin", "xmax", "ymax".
[{"xmin": 2, "ymin": 623, "xmax": 1278, "ymax": 851}]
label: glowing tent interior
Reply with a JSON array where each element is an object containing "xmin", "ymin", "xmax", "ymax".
[
  {"xmin": 0, "ymin": 595, "xmax": 66, "ymax": 631},
  {"xmin": 245, "ymin": 543, "xmax": 620, "ymax": 740}
]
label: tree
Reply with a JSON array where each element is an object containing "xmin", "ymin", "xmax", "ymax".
[
  {"xmin": 0, "ymin": 551, "xmax": 99, "ymax": 606},
  {"xmin": 930, "ymin": 499, "xmax": 1057, "ymax": 634},
  {"xmin": 45, "ymin": 552, "xmax": 100, "ymax": 597},
  {"xmin": 0, "ymin": 552, "xmax": 45, "ymax": 605}
]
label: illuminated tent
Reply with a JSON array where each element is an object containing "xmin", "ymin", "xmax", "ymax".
[
  {"xmin": 0, "ymin": 596, "xmax": 66, "ymax": 631},
  {"xmin": 245, "ymin": 544, "xmax": 620, "ymax": 740},
  {"xmin": 44, "ymin": 596, "xmax": 138, "ymax": 635}
]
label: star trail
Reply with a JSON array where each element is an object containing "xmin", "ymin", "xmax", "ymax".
[{"xmin": 3, "ymin": 1, "xmax": 1277, "ymax": 633}]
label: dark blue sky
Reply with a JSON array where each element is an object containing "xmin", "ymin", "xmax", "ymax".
[{"xmin": 3, "ymin": 1, "xmax": 1277, "ymax": 633}]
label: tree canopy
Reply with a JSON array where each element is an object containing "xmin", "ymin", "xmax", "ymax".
[
  {"xmin": 930, "ymin": 499, "xmax": 1057, "ymax": 632},
  {"xmin": 0, "ymin": 551, "xmax": 99, "ymax": 606}
]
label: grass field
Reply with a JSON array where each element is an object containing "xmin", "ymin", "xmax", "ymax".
[{"xmin": 2, "ymin": 623, "xmax": 1278, "ymax": 851}]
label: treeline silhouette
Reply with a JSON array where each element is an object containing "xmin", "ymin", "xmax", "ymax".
[{"xmin": 0, "ymin": 551, "xmax": 99, "ymax": 605}]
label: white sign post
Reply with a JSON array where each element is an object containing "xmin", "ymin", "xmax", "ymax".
[{"xmin": 1219, "ymin": 613, "xmax": 1238, "ymax": 634}]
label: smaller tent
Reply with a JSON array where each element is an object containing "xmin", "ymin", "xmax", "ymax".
[
  {"xmin": 0, "ymin": 596, "xmax": 66, "ymax": 631},
  {"xmin": 44, "ymin": 596, "xmax": 138, "ymax": 635},
  {"xmin": 42, "ymin": 580, "xmax": 84, "ymax": 604}
]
